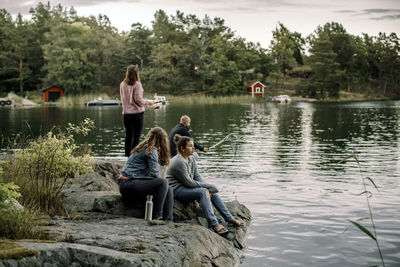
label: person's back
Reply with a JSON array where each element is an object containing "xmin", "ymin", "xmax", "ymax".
[
  {"xmin": 121, "ymin": 147, "xmax": 160, "ymax": 179},
  {"xmin": 168, "ymin": 115, "xmax": 207, "ymax": 158},
  {"xmin": 168, "ymin": 123, "xmax": 187, "ymax": 158}
]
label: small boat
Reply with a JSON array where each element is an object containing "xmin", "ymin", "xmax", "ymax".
[
  {"xmin": 272, "ymin": 95, "xmax": 291, "ymax": 104},
  {"xmin": 85, "ymin": 97, "xmax": 121, "ymax": 106},
  {"xmin": 153, "ymin": 93, "xmax": 167, "ymax": 105}
]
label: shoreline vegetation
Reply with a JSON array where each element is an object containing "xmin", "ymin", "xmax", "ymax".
[
  {"xmin": 1, "ymin": 3, "xmax": 399, "ymax": 104},
  {"xmin": 4, "ymin": 86, "xmax": 398, "ymax": 108}
]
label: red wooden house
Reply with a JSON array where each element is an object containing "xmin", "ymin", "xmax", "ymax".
[
  {"xmin": 247, "ymin": 81, "xmax": 265, "ymax": 97},
  {"xmin": 41, "ymin": 86, "xmax": 64, "ymax": 102}
]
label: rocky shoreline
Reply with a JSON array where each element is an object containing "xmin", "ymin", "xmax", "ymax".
[{"xmin": 1, "ymin": 160, "xmax": 251, "ymax": 266}]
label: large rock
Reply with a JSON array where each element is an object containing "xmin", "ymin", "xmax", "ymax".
[
  {"xmin": 2, "ymin": 160, "xmax": 251, "ymax": 266},
  {"xmin": 27, "ymin": 215, "xmax": 242, "ymax": 266}
]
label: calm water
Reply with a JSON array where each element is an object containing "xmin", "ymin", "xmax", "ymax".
[{"xmin": 1, "ymin": 101, "xmax": 400, "ymax": 266}]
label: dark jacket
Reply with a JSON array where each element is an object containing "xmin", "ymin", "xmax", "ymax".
[{"xmin": 168, "ymin": 123, "xmax": 204, "ymax": 158}]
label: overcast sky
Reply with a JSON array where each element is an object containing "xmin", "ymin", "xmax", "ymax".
[{"xmin": 2, "ymin": 0, "xmax": 400, "ymax": 47}]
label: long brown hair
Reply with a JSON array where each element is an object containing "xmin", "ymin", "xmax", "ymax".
[
  {"xmin": 174, "ymin": 134, "xmax": 193, "ymax": 155},
  {"xmin": 123, "ymin": 65, "xmax": 140, "ymax": 86},
  {"xmin": 132, "ymin": 127, "xmax": 170, "ymax": 166}
]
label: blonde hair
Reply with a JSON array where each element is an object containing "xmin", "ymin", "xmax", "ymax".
[
  {"xmin": 132, "ymin": 127, "xmax": 170, "ymax": 166},
  {"xmin": 123, "ymin": 65, "xmax": 140, "ymax": 86},
  {"xmin": 180, "ymin": 115, "xmax": 190, "ymax": 124}
]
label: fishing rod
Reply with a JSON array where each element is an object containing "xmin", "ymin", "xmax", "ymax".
[{"xmin": 208, "ymin": 133, "xmax": 243, "ymax": 161}]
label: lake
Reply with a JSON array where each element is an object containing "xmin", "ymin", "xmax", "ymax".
[{"xmin": 1, "ymin": 101, "xmax": 400, "ymax": 266}]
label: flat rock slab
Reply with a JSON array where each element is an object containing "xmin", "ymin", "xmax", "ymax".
[{"xmin": 15, "ymin": 216, "xmax": 243, "ymax": 267}]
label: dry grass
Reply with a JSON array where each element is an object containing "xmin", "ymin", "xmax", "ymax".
[
  {"xmin": 56, "ymin": 93, "xmax": 113, "ymax": 106},
  {"xmin": 150, "ymin": 93, "xmax": 267, "ymax": 104},
  {"xmin": 0, "ymin": 239, "xmax": 37, "ymax": 260}
]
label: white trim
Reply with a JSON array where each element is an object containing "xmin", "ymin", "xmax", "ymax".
[{"xmin": 250, "ymin": 81, "xmax": 266, "ymax": 88}]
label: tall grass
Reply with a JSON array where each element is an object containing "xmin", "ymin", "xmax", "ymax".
[
  {"xmin": 346, "ymin": 153, "xmax": 385, "ymax": 267},
  {"xmin": 56, "ymin": 93, "xmax": 113, "ymax": 106},
  {"xmin": 153, "ymin": 94, "xmax": 268, "ymax": 105}
]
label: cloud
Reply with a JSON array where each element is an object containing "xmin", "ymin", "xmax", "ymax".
[
  {"xmin": 362, "ymin": 8, "xmax": 400, "ymax": 20},
  {"xmin": 1, "ymin": 0, "xmax": 331, "ymax": 15},
  {"xmin": 1, "ymin": 0, "xmax": 138, "ymax": 15},
  {"xmin": 335, "ymin": 7, "xmax": 400, "ymax": 20},
  {"xmin": 370, "ymin": 14, "xmax": 400, "ymax": 20},
  {"xmin": 363, "ymin": 8, "xmax": 400, "ymax": 14},
  {"xmin": 336, "ymin": 10, "xmax": 357, "ymax": 14}
]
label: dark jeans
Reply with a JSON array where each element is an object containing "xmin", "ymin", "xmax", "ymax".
[
  {"xmin": 119, "ymin": 178, "xmax": 173, "ymax": 221},
  {"xmin": 123, "ymin": 112, "xmax": 144, "ymax": 157}
]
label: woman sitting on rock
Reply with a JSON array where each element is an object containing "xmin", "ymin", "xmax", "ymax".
[
  {"xmin": 166, "ymin": 134, "xmax": 244, "ymax": 235},
  {"xmin": 119, "ymin": 127, "xmax": 173, "ymax": 221}
]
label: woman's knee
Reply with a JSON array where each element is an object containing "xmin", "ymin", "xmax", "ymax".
[
  {"xmin": 197, "ymin": 188, "xmax": 209, "ymax": 199},
  {"xmin": 154, "ymin": 178, "xmax": 168, "ymax": 192}
]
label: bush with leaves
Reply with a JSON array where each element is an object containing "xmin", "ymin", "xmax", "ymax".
[
  {"xmin": 0, "ymin": 165, "xmax": 44, "ymax": 239},
  {"xmin": 3, "ymin": 118, "xmax": 94, "ymax": 215}
]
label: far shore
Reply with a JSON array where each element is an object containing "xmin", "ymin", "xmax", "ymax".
[{"xmin": 1, "ymin": 90, "xmax": 399, "ymax": 108}]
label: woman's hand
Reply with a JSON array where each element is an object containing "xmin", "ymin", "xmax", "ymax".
[
  {"xmin": 148, "ymin": 100, "xmax": 154, "ymax": 106},
  {"xmin": 205, "ymin": 188, "xmax": 212, "ymax": 197}
]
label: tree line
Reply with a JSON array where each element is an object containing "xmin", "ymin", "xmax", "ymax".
[{"xmin": 0, "ymin": 3, "xmax": 399, "ymax": 99}]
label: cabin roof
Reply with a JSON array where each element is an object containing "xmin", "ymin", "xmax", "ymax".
[
  {"xmin": 247, "ymin": 80, "xmax": 266, "ymax": 88},
  {"xmin": 41, "ymin": 86, "xmax": 64, "ymax": 92}
]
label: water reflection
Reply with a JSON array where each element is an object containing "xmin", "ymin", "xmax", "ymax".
[{"xmin": 1, "ymin": 101, "xmax": 400, "ymax": 266}]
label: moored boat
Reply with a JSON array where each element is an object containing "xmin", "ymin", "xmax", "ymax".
[
  {"xmin": 272, "ymin": 95, "xmax": 291, "ymax": 104},
  {"xmin": 85, "ymin": 98, "xmax": 121, "ymax": 106}
]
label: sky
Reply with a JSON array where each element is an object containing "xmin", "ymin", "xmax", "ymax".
[{"xmin": 2, "ymin": 0, "xmax": 400, "ymax": 48}]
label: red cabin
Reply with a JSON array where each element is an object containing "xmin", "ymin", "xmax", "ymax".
[
  {"xmin": 41, "ymin": 86, "xmax": 64, "ymax": 102},
  {"xmin": 247, "ymin": 81, "xmax": 265, "ymax": 97}
]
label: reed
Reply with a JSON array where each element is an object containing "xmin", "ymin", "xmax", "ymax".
[
  {"xmin": 345, "ymin": 153, "xmax": 385, "ymax": 267},
  {"xmin": 151, "ymin": 94, "xmax": 267, "ymax": 105}
]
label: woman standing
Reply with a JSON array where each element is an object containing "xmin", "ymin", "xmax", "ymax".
[
  {"xmin": 119, "ymin": 127, "xmax": 173, "ymax": 221},
  {"xmin": 120, "ymin": 65, "xmax": 153, "ymax": 157},
  {"xmin": 167, "ymin": 134, "xmax": 244, "ymax": 234}
]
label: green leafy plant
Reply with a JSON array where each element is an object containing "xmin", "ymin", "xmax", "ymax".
[
  {"xmin": 0, "ymin": 166, "xmax": 45, "ymax": 239},
  {"xmin": 346, "ymin": 153, "xmax": 385, "ymax": 267},
  {"xmin": 3, "ymin": 119, "xmax": 94, "ymax": 215}
]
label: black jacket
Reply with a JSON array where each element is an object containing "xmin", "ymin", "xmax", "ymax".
[{"xmin": 168, "ymin": 123, "xmax": 204, "ymax": 158}]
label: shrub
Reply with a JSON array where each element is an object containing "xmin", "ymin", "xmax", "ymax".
[
  {"xmin": 0, "ymin": 166, "xmax": 45, "ymax": 239},
  {"xmin": 3, "ymin": 119, "xmax": 94, "ymax": 215}
]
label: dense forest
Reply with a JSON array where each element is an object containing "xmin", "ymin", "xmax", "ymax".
[{"xmin": 0, "ymin": 2, "xmax": 399, "ymax": 99}]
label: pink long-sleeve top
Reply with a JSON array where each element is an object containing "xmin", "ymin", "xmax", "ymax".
[{"xmin": 120, "ymin": 81, "xmax": 150, "ymax": 115}]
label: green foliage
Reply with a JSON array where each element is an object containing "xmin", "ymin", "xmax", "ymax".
[
  {"xmin": 0, "ymin": 3, "xmax": 399, "ymax": 99},
  {"xmin": 41, "ymin": 22, "xmax": 99, "ymax": 94},
  {"xmin": 302, "ymin": 31, "xmax": 344, "ymax": 98},
  {"xmin": 3, "ymin": 119, "xmax": 94, "ymax": 215},
  {"xmin": 0, "ymin": 166, "xmax": 21, "ymax": 209},
  {"xmin": 270, "ymin": 22, "xmax": 305, "ymax": 82},
  {"xmin": 0, "ymin": 207, "xmax": 45, "ymax": 240},
  {"xmin": 0, "ymin": 166, "xmax": 46, "ymax": 240}
]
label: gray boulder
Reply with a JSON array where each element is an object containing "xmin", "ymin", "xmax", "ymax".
[{"xmin": 3, "ymin": 160, "xmax": 251, "ymax": 266}]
